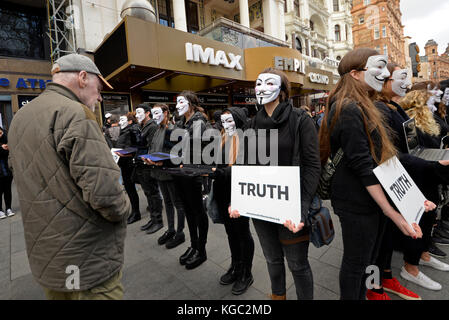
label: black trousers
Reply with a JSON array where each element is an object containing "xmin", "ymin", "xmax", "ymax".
[
  {"xmin": 159, "ymin": 180, "xmax": 185, "ymax": 233},
  {"xmin": 215, "ymin": 193, "xmax": 254, "ymax": 268},
  {"xmin": 118, "ymin": 158, "xmax": 140, "ymax": 214},
  {"xmin": 175, "ymin": 176, "xmax": 209, "ymax": 253},
  {"xmin": 0, "ymin": 176, "xmax": 12, "ymax": 211},
  {"xmin": 134, "ymin": 164, "xmax": 163, "ymax": 222},
  {"xmin": 335, "ymin": 208, "xmax": 385, "ymax": 300}
]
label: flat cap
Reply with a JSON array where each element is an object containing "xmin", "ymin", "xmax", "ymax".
[{"xmin": 51, "ymin": 53, "xmax": 113, "ymax": 90}]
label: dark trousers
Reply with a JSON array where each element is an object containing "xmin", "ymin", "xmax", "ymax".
[
  {"xmin": 252, "ymin": 219, "xmax": 313, "ymax": 300},
  {"xmin": 393, "ymin": 210, "xmax": 436, "ymax": 266},
  {"xmin": 119, "ymin": 158, "xmax": 140, "ymax": 214},
  {"xmin": 216, "ymin": 195, "xmax": 254, "ymax": 268},
  {"xmin": 159, "ymin": 180, "xmax": 185, "ymax": 233},
  {"xmin": 134, "ymin": 165, "xmax": 163, "ymax": 222},
  {"xmin": 335, "ymin": 209, "xmax": 385, "ymax": 300},
  {"xmin": 0, "ymin": 176, "xmax": 12, "ymax": 211},
  {"xmin": 175, "ymin": 176, "xmax": 209, "ymax": 253}
]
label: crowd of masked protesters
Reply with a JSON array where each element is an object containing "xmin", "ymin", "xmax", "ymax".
[{"xmin": 6, "ymin": 50, "xmax": 449, "ymax": 300}]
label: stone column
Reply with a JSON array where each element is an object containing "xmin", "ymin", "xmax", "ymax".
[
  {"xmin": 277, "ymin": 0, "xmax": 286, "ymax": 41},
  {"xmin": 263, "ymin": 0, "xmax": 277, "ymax": 38},
  {"xmin": 239, "ymin": 0, "xmax": 250, "ymax": 28},
  {"xmin": 173, "ymin": 0, "xmax": 187, "ymax": 32}
]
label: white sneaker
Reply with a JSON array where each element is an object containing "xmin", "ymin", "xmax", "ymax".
[
  {"xmin": 0, "ymin": 211, "xmax": 5, "ymax": 219},
  {"xmin": 6, "ymin": 209, "xmax": 15, "ymax": 217},
  {"xmin": 419, "ymin": 257, "xmax": 449, "ymax": 271},
  {"xmin": 400, "ymin": 266, "xmax": 442, "ymax": 291}
]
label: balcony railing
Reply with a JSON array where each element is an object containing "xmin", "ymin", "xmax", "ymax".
[{"xmin": 198, "ymin": 17, "xmax": 289, "ymax": 49}]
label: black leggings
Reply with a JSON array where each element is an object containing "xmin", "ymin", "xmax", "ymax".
[
  {"xmin": 0, "ymin": 176, "xmax": 12, "ymax": 211},
  {"xmin": 175, "ymin": 176, "xmax": 209, "ymax": 253}
]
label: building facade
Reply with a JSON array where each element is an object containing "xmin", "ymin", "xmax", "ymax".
[
  {"xmin": 351, "ymin": 0, "xmax": 406, "ymax": 67},
  {"xmin": 424, "ymin": 40, "xmax": 449, "ymax": 83}
]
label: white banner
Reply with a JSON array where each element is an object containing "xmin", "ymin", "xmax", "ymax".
[
  {"xmin": 111, "ymin": 148, "xmax": 121, "ymax": 164},
  {"xmin": 231, "ymin": 166, "xmax": 301, "ymax": 225},
  {"xmin": 373, "ymin": 156, "xmax": 426, "ymax": 226}
]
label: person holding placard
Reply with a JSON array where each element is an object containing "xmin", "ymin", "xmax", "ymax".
[
  {"xmin": 173, "ymin": 91, "xmax": 210, "ymax": 270},
  {"xmin": 318, "ymin": 48, "xmax": 430, "ymax": 300},
  {"xmin": 369, "ymin": 64, "xmax": 449, "ymax": 298},
  {"xmin": 230, "ymin": 68, "xmax": 321, "ymax": 300},
  {"xmin": 116, "ymin": 112, "xmax": 142, "ymax": 225},
  {"xmin": 209, "ymin": 107, "xmax": 255, "ymax": 296},
  {"xmin": 144, "ymin": 103, "xmax": 186, "ymax": 249}
]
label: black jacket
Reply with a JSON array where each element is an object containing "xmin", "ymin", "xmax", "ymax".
[
  {"xmin": 329, "ymin": 101, "xmax": 382, "ymax": 215},
  {"xmin": 175, "ymin": 111, "xmax": 207, "ymax": 165},
  {"xmin": 0, "ymin": 129, "xmax": 11, "ymax": 178},
  {"xmin": 116, "ymin": 123, "xmax": 140, "ymax": 149},
  {"xmin": 250, "ymin": 102, "xmax": 321, "ymax": 239}
]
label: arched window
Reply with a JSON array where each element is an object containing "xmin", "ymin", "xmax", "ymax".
[
  {"xmin": 295, "ymin": 37, "xmax": 302, "ymax": 53},
  {"xmin": 310, "ymin": 20, "xmax": 314, "ymax": 31},
  {"xmin": 333, "ymin": 0, "xmax": 339, "ymax": 11},
  {"xmin": 335, "ymin": 25, "xmax": 341, "ymax": 42},
  {"xmin": 337, "ymin": 56, "xmax": 342, "ymax": 61}
]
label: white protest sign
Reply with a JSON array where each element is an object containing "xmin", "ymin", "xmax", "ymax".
[
  {"xmin": 111, "ymin": 148, "xmax": 121, "ymax": 164},
  {"xmin": 231, "ymin": 166, "xmax": 301, "ymax": 226},
  {"xmin": 373, "ymin": 156, "xmax": 426, "ymax": 226}
]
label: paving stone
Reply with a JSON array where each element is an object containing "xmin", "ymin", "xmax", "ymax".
[
  {"xmin": 317, "ymin": 246, "xmax": 343, "ymax": 269},
  {"xmin": 10, "ymin": 232, "xmax": 26, "ymax": 254},
  {"xmin": 10, "ymin": 250, "xmax": 31, "ymax": 281}
]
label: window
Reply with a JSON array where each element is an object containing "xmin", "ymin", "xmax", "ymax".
[
  {"xmin": 382, "ymin": 26, "xmax": 387, "ymax": 38},
  {"xmin": 345, "ymin": 24, "xmax": 348, "ymax": 40},
  {"xmin": 185, "ymin": 0, "xmax": 199, "ymax": 33},
  {"xmin": 158, "ymin": 0, "xmax": 174, "ymax": 28},
  {"xmin": 432, "ymin": 49, "xmax": 436, "ymax": 53},
  {"xmin": 336, "ymin": 56, "xmax": 341, "ymax": 61},
  {"xmin": 359, "ymin": 16, "xmax": 364, "ymax": 24},
  {"xmin": 375, "ymin": 45, "xmax": 380, "ymax": 52},
  {"xmin": 294, "ymin": 0, "xmax": 300, "ymax": 17},
  {"xmin": 384, "ymin": 44, "xmax": 388, "ymax": 56},
  {"xmin": 0, "ymin": 2, "xmax": 49, "ymax": 60},
  {"xmin": 295, "ymin": 37, "xmax": 302, "ymax": 53},
  {"xmin": 333, "ymin": 0, "xmax": 339, "ymax": 11},
  {"xmin": 335, "ymin": 25, "xmax": 341, "ymax": 42},
  {"xmin": 310, "ymin": 20, "xmax": 314, "ymax": 31},
  {"xmin": 374, "ymin": 26, "xmax": 379, "ymax": 39},
  {"xmin": 364, "ymin": 0, "xmax": 371, "ymax": 5}
]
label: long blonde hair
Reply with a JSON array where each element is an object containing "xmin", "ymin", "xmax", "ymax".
[
  {"xmin": 400, "ymin": 90, "xmax": 440, "ymax": 137},
  {"xmin": 319, "ymin": 48, "xmax": 397, "ymax": 165}
]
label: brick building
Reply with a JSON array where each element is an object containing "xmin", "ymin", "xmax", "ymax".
[
  {"xmin": 425, "ymin": 40, "xmax": 449, "ymax": 83},
  {"xmin": 351, "ymin": 0, "xmax": 406, "ymax": 67}
]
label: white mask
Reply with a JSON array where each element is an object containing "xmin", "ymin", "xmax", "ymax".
[
  {"xmin": 443, "ymin": 88, "xmax": 449, "ymax": 106},
  {"xmin": 391, "ymin": 69, "xmax": 411, "ymax": 97},
  {"xmin": 151, "ymin": 107, "xmax": 164, "ymax": 125},
  {"xmin": 176, "ymin": 96, "xmax": 189, "ymax": 116},
  {"xmin": 221, "ymin": 113, "xmax": 236, "ymax": 136},
  {"xmin": 428, "ymin": 85, "xmax": 443, "ymax": 103},
  {"xmin": 255, "ymin": 73, "xmax": 282, "ymax": 105},
  {"xmin": 136, "ymin": 108, "xmax": 146, "ymax": 124},
  {"xmin": 364, "ymin": 55, "xmax": 390, "ymax": 92},
  {"xmin": 119, "ymin": 116, "xmax": 128, "ymax": 129}
]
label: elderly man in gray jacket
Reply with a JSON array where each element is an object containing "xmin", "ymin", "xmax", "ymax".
[{"xmin": 8, "ymin": 54, "xmax": 131, "ymax": 300}]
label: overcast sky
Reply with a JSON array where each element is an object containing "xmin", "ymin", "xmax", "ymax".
[{"xmin": 401, "ymin": 0, "xmax": 449, "ymax": 54}]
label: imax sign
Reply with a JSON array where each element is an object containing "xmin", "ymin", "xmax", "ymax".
[{"xmin": 185, "ymin": 43, "xmax": 243, "ymax": 71}]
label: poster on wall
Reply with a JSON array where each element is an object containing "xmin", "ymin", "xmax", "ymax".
[{"xmin": 18, "ymin": 95, "xmax": 38, "ymax": 108}]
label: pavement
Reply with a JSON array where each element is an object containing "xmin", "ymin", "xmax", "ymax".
[{"xmin": 2, "ymin": 183, "xmax": 449, "ymax": 300}]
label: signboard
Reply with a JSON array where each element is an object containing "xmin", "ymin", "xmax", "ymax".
[
  {"xmin": 231, "ymin": 166, "xmax": 301, "ymax": 226},
  {"xmin": 197, "ymin": 94, "xmax": 228, "ymax": 105},
  {"xmin": 185, "ymin": 42, "xmax": 243, "ymax": 71},
  {"xmin": 142, "ymin": 91, "xmax": 178, "ymax": 104},
  {"xmin": 274, "ymin": 56, "xmax": 306, "ymax": 74},
  {"xmin": 373, "ymin": 156, "xmax": 426, "ymax": 227},
  {"xmin": 232, "ymin": 94, "xmax": 257, "ymax": 105},
  {"xmin": 18, "ymin": 95, "xmax": 38, "ymax": 108},
  {"xmin": 308, "ymin": 72, "xmax": 329, "ymax": 85}
]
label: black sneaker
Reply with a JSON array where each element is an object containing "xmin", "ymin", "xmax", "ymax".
[
  {"xmin": 140, "ymin": 219, "xmax": 154, "ymax": 231},
  {"xmin": 158, "ymin": 230, "xmax": 176, "ymax": 245},
  {"xmin": 220, "ymin": 264, "xmax": 238, "ymax": 285},
  {"xmin": 146, "ymin": 222, "xmax": 163, "ymax": 234},
  {"xmin": 432, "ymin": 235, "xmax": 449, "ymax": 246},
  {"xmin": 429, "ymin": 243, "xmax": 447, "ymax": 258},
  {"xmin": 180, "ymin": 247, "xmax": 196, "ymax": 265},
  {"xmin": 166, "ymin": 232, "xmax": 185, "ymax": 249},
  {"xmin": 231, "ymin": 268, "xmax": 254, "ymax": 295},
  {"xmin": 185, "ymin": 251, "xmax": 207, "ymax": 270}
]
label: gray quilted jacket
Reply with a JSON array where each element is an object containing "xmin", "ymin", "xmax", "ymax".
[{"xmin": 8, "ymin": 83, "xmax": 131, "ymax": 291}]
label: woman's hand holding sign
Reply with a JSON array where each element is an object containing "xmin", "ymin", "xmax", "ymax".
[
  {"xmin": 228, "ymin": 206, "xmax": 240, "ymax": 219},
  {"xmin": 283, "ymin": 220, "xmax": 305, "ymax": 233}
]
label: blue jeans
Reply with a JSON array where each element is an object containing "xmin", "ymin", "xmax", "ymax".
[{"xmin": 252, "ymin": 219, "xmax": 313, "ymax": 300}]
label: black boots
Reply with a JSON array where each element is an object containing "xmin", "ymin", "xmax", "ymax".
[
  {"xmin": 166, "ymin": 232, "xmax": 185, "ymax": 249},
  {"xmin": 220, "ymin": 263, "xmax": 239, "ymax": 285},
  {"xmin": 146, "ymin": 221, "xmax": 163, "ymax": 234},
  {"xmin": 158, "ymin": 230, "xmax": 176, "ymax": 245},
  {"xmin": 127, "ymin": 211, "xmax": 141, "ymax": 224},
  {"xmin": 231, "ymin": 265, "xmax": 253, "ymax": 295},
  {"xmin": 179, "ymin": 247, "xmax": 196, "ymax": 265},
  {"xmin": 185, "ymin": 249, "xmax": 207, "ymax": 270},
  {"xmin": 140, "ymin": 219, "xmax": 153, "ymax": 231}
]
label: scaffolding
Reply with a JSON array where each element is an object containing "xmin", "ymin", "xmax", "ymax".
[{"xmin": 46, "ymin": 0, "xmax": 77, "ymax": 63}]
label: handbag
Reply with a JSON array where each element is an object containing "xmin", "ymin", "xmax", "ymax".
[
  {"xmin": 308, "ymin": 196, "xmax": 335, "ymax": 248},
  {"xmin": 206, "ymin": 180, "xmax": 224, "ymax": 224},
  {"xmin": 316, "ymin": 148, "xmax": 344, "ymax": 200}
]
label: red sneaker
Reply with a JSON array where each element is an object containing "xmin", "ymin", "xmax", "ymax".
[
  {"xmin": 382, "ymin": 277, "xmax": 421, "ymax": 300},
  {"xmin": 366, "ymin": 289, "xmax": 391, "ymax": 300}
]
